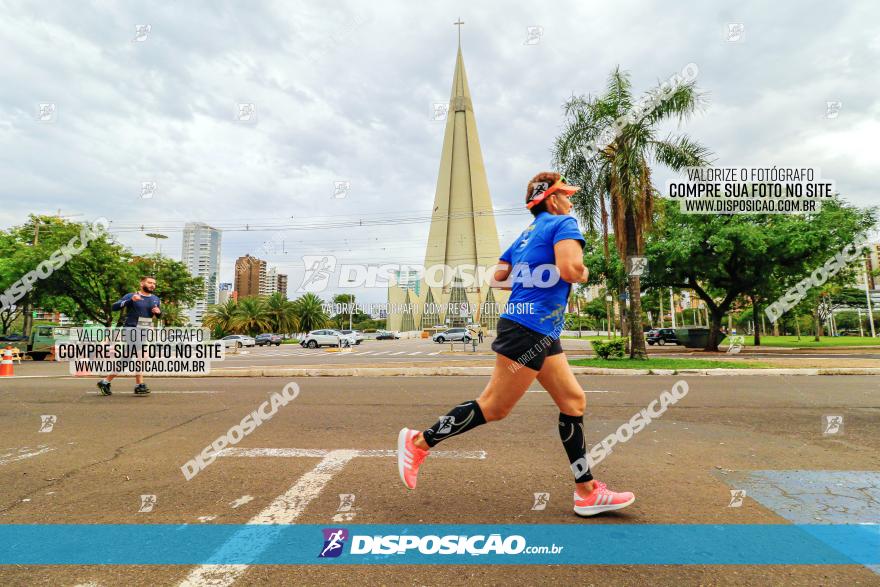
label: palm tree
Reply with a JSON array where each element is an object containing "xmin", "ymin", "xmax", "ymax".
[
  {"xmin": 158, "ymin": 302, "xmax": 187, "ymax": 327},
  {"xmin": 553, "ymin": 66, "xmax": 712, "ymax": 358},
  {"xmin": 202, "ymin": 299, "xmax": 238, "ymax": 336},
  {"xmin": 231, "ymin": 296, "xmax": 272, "ymax": 336},
  {"xmin": 293, "ymin": 292, "xmax": 328, "ymax": 334},
  {"xmin": 264, "ymin": 292, "xmax": 300, "ymax": 335}
]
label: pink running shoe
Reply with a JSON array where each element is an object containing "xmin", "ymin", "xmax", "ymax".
[
  {"xmin": 573, "ymin": 480, "xmax": 635, "ymax": 517},
  {"xmin": 397, "ymin": 428, "xmax": 429, "ymax": 490}
]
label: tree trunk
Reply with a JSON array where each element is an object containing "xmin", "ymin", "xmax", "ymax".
[
  {"xmin": 705, "ymin": 310, "xmax": 724, "ymax": 351},
  {"xmin": 658, "ymin": 290, "xmax": 664, "ymax": 328},
  {"xmin": 813, "ymin": 308, "xmax": 823, "ymax": 341},
  {"xmin": 623, "ymin": 212, "xmax": 646, "ymax": 359},
  {"xmin": 752, "ymin": 296, "xmax": 762, "ymax": 346}
]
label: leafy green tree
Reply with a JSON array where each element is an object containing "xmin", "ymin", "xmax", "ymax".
[
  {"xmin": 553, "ymin": 66, "xmax": 712, "ymax": 358},
  {"xmin": 4, "ymin": 216, "xmax": 134, "ymax": 327},
  {"xmin": 130, "ymin": 255, "xmax": 204, "ymax": 308},
  {"xmin": 293, "ymin": 292, "xmax": 328, "ymax": 333},
  {"xmin": 0, "ymin": 231, "xmax": 24, "ymax": 334},
  {"xmin": 644, "ymin": 198, "xmax": 875, "ymax": 350}
]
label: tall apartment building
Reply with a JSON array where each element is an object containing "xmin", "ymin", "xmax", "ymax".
[
  {"xmin": 262, "ymin": 267, "xmax": 278, "ymax": 296},
  {"xmin": 181, "ymin": 222, "xmax": 221, "ymax": 325},
  {"xmin": 235, "ymin": 255, "xmax": 266, "ymax": 298},
  {"xmin": 276, "ymin": 273, "xmax": 288, "ymax": 298}
]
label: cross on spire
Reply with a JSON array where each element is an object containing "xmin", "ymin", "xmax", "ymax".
[{"xmin": 454, "ymin": 18, "xmax": 464, "ymax": 46}]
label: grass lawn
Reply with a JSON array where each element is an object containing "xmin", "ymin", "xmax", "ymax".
[
  {"xmin": 741, "ymin": 335, "xmax": 880, "ymax": 347},
  {"xmin": 568, "ymin": 357, "xmax": 771, "ymax": 369}
]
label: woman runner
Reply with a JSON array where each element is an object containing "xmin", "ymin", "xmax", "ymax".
[{"xmin": 397, "ymin": 171, "xmax": 635, "ymax": 517}]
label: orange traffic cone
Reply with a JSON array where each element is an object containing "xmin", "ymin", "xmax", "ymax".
[{"xmin": 0, "ymin": 346, "xmax": 14, "ymax": 377}]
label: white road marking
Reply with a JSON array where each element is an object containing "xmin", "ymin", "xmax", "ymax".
[
  {"xmin": 371, "ymin": 351, "xmax": 390, "ymax": 356},
  {"xmin": 180, "ymin": 446, "xmax": 487, "ymax": 585},
  {"xmin": 229, "ymin": 495, "xmax": 253, "ymax": 509},
  {"xmin": 0, "ymin": 445, "xmax": 55, "ymax": 466},
  {"xmin": 178, "ymin": 450, "xmax": 357, "ymax": 587},
  {"xmin": 197, "ymin": 515, "xmax": 217, "ymax": 523},
  {"xmin": 407, "ymin": 351, "xmax": 423, "ymax": 356},
  {"xmin": 388, "ymin": 351, "xmax": 408, "ymax": 356},
  {"xmin": 428, "ymin": 351, "xmax": 441, "ymax": 355}
]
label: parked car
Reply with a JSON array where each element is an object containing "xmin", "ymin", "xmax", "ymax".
[
  {"xmin": 646, "ymin": 328, "xmax": 679, "ymax": 345},
  {"xmin": 375, "ymin": 330, "xmax": 400, "ymax": 340},
  {"xmin": 339, "ymin": 329, "xmax": 365, "ymax": 345},
  {"xmin": 432, "ymin": 327, "xmax": 472, "ymax": 343},
  {"xmin": 255, "ymin": 333, "xmax": 282, "ymax": 346},
  {"xmin": 300, "ymin": 329, "xmax": 357, "ymax": 349},
  {"xmin": 221, "ymin": 334, "xmax": 256, "ymax": 348}
]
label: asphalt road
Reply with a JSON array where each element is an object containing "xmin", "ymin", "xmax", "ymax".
[
  {"xmin": 1, "ymin": 374, "xmax": 879, "ymax": 585},
  {"xmin": 5, "ymin": 337, "xmax": 587, "ymax": 377},
  {"xmin": 9, "ymin": 336, "xmax": 880, "ymax": 379}
]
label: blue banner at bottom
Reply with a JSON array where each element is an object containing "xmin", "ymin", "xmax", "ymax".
[{"xmin": 1, "ymin": 524, "xmax": 877, "ymax": 565}]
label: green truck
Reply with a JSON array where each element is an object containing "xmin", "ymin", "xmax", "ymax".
[{"xmin": 1, "ymin": 325, "xmax": 69, "ymax": 361}]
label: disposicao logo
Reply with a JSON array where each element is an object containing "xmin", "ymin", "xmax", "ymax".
[{"xmin": 318, "ymin": 528, "xmax": 349, "ymax": 558}]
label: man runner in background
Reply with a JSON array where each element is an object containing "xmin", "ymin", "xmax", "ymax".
[{"xmin": 96, "ymin": 276, "xmax": 161, "ymax": 396}]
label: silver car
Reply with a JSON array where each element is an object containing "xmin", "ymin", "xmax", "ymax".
[
  {"xmin": 432, "ymin": 328, "xmax": 472, "ymax": 343},
  {"xmin": 301, "ymin": 329, "xmax": 357, "ymax": 349},
  {"xmin": 221, "ymin": 334, "xmax": 256, "ymax": 348}
]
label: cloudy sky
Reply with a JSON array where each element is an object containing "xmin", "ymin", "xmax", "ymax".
[{"xmin": 2, "ymin": 0, "xmax": 878, "ymax": 305}]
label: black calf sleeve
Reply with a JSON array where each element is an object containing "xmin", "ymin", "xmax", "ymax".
[
  {"xmin": 422, "ymin": 400, "xmax": 487, "ymax": 447},
  {"xmin": 559, "ymin": 412, "xmax": 593, "ymax": 483}
]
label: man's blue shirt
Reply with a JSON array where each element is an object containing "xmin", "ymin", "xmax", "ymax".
[{"xmin": 112, "ymin": 293, "xmax": 161, "ymax": 327}]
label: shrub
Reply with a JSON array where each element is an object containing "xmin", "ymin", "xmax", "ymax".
[{"xmin": 591, "ymin": 337, "xmax": 627, "ymax": 359}]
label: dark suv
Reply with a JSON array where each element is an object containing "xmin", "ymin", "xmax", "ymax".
[
  {"xmin": 646, "ymin": 328, "xmax": 679, "ymax": 345},
  {"xmin": 255, "ymin": 333, "xmax": 282, "ymax": 346}
]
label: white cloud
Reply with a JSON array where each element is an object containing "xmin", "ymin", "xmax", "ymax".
[{"xmin": 1, "ymin": 0, "xmax": 878, "ymax": 305}]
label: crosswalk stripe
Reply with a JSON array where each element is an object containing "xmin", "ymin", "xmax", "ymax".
[{"xmin": 407, "ymin": 351, "xmax": 422, "ymax": 356}]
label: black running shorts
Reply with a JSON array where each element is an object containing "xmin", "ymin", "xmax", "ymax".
[{"xmin": 491, "ymin": 317, "xmax": 563, "ymax": 371}]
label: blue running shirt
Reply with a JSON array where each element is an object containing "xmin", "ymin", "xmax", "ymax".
[{"xmin": 499, "ymin": 212, "xmax": 585, "ymax": 336}]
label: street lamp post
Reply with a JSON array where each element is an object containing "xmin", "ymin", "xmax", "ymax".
[
  {"xmin": 863, "ymin": 260, "xmax": 876, "ymax": 337},
  {"xmin": 145, "ymin": 233, "xmax": 168, "ymax": 254}
]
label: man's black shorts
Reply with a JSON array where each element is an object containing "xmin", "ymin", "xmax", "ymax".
[{"xmin": 491, "ymin": 317, "xmax": 563, "ymax": 371}]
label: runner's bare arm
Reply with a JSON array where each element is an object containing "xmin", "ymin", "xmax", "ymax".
[
  {"xmin": 490, "ymin": 261, "xmax": 512, "ymax": 290},
  {"xmin": 555, "ymin": 239, "xmax": 588, "ymax": 283}
]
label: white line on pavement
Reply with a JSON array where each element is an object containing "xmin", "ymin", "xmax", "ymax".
[
  {"xmin": 407, "ymin": 352, "xmax": 423, "ymax": 356},
  {"xmin": 179, "ymin": 450, "xmax": 357, "ymax": 587},
  {"xmin": 0, "ymin": 445, "xmax": 55, "ymax": 466}
]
